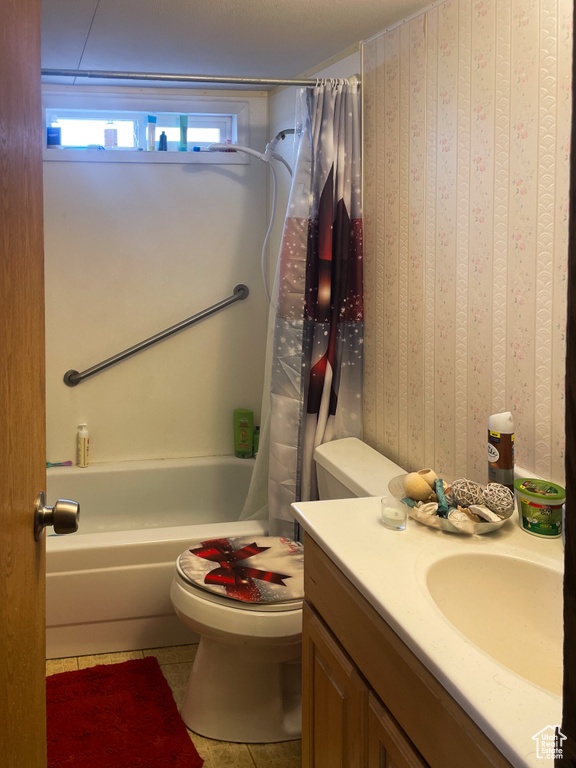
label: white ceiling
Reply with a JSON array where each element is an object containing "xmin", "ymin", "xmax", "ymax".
[{"xmin": 41, "ymin": 0, "xmax": 430, "ymax": 87}]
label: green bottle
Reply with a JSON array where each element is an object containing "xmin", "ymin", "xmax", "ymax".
[{"xmin": 234, "ymin": 409, "xmax": 254, "ymax": 458}]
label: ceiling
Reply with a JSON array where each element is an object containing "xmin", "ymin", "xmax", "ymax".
[{"xmin": 41, "ymin": 0, "xmax": 430, "ymax": 88}]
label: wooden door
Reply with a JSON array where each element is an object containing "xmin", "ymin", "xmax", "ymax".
[
  {"xmin": 367, "ymin": 694, "xmax": 428, "ymax": 768},
  {"xmin": 302, "ymin": 602, "xmax": 367, "ymax": 768},
  {"xmin": 0, "ymin": 1, "xmax": 47, "ymax": 766}
]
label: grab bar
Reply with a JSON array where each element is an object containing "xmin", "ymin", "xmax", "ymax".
[{"xmin": 63, "ymin": 283, "xmax": 249, "ymax": 387}]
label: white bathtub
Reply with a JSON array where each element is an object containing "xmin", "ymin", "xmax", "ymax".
[{"xmin": 46, "ymin": 456, "xmax": 266, "ymax": 659}]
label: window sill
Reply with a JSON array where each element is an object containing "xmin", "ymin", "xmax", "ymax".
[{"xmin": 42, "ymin": 148, "xmax": 248, "ymax": 164}]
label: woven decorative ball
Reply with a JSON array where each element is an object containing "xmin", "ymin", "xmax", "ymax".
[
  {"xmin": 450, "ymin": 479, "xmax": 484, "ymax": 507},
  {"xmin": 483, "ymin": 483, "xmax": 514, "ymax": 515}
]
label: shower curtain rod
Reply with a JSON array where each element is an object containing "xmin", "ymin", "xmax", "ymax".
[{"xmin": 41, "ymin": 68, "xmax": 360, "ymax": 87}]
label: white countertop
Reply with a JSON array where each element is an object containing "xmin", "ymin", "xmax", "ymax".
[{"xmin": 291, "ymin": 496, "xmax": 564, "ymax": 768}]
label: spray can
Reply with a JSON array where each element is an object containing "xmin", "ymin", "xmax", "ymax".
[{"xmin": 488, "ymin": 411, "xmax": 514, "ymax": 490}]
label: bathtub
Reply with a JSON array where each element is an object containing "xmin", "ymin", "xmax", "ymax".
[{"xmin": 46, "ymin": 456, "xmax": 266, "ymax": 659}]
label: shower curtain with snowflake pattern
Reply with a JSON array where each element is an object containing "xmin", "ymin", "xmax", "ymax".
[{"xmin": 264, "ymin": 80, "xmax": 363, "ymax": 538}]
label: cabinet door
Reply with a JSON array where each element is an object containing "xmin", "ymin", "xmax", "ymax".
[
  {"xmin": 303, "ymin": 602, "xmax": 368, "ymax": 768},
  {"xmin": 368, "ymin": 693, "xmax": 429, "ymax": 768}
]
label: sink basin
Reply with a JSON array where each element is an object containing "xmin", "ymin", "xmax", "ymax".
[{"xmin": 426, "ymin": 553, "xmax": 563, "ymax": 695}]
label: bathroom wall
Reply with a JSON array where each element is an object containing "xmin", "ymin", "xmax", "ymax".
[
  {"xmin": 44, "ymin": 90, "xmax": 270, "ymax": 463},
  {"xmin": 363, "ymin": 0, "xmax": 572, "ymax": 485}
]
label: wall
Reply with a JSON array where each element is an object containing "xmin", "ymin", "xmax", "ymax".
[
  {"xmin": 44, "ymin": 90, "xmax": 270, "ymax": 463},
  {"xmin": 363, "ymin": 0, "xmax": 572, "ymax": 485}
]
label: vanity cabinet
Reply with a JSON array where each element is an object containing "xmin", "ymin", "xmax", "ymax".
[
  {"xmin": 303, "ymin": 601, "xmax": 427, "ymax": 768},
  {"xmin": 302, "ymin": 534, "xmax": 514, "ymax": 768}
]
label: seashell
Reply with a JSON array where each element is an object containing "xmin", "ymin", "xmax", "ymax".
[
  {"xmin": 483, "ymin": 483, "xmax": 514, "ymax": 515},
  {"xmin": 416, "ymin": 468, "xmax": 438, "ymax": 488},
  {"xmin": 448, "ymin": 508, "xmax": 476, "ymax": 533},
  {"xmin": 450, "ymin": 479, "xmax": 484, "ymax": 507},
  {"xmin": 469, "ymin": 504, "xmax": 502, "ymax": 523},
  {"xmin": 458, "ymin": 506, "xmax": 482, "ymax": 523},
  {"xmin": 404, "ymin": 472, "xmax": 434, "ymax": 501},
  {"xmin": 418, "ymin": 502, "xmax": 439, "ymax": 517}
]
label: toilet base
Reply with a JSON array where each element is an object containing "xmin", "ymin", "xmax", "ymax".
[{"xmin": 180, "ymin": 637, "xmax": 302, "ymax": 743}]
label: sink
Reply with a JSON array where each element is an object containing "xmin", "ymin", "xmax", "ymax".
[{"xmin": 426, "ymin": 553, "xmax": 563, "ymax": 695}]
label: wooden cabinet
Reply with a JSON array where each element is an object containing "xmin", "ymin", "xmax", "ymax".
[
  {"xmin": 302, "ymin": 603, "xmax": 367, "ymax": 768},
  {"xmin": 302, "ymin": 534, "xmax": 514, "ymax": 768},
  {"xmin": 303, "ymin": 601, "xmax": 427, "ymax": 768},
  {"xmin": 367, "ymin": 693, "xmax": 428, "ymax": 768}
]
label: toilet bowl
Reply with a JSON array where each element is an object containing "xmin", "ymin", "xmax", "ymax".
[
  {"xmin": 170, "ymin": 574, "xmax": 302, "ymax": 742},
  {"xmin": 170, "ymin": 535, "xmax": 304, "ymax": 742},
  {"xmin": 169, "ymin": 437, "xmax": 404, "ymax": 743}
]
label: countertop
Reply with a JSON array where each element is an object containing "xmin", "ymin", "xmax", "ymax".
[{"xmin": 291, "ymin": 496, "xmax": 564, "ymax": 768}]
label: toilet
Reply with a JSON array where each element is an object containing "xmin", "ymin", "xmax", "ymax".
[{"xmin": 169, "ymin": 437, "xmax": 404, "ymax": 743}]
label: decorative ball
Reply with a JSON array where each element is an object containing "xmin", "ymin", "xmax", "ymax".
[
  {"xmin": 450, "ymin": 478, "xmax": 484, "ymax": 507},
  {"xmin": 416, "ymin": 468, "xmax": 438, "ymax": 488},
  {"xmin": 483, "ymin": 483, "xmax": 514, "ymax": 515},
  {"xmin": 404, "ymin": 472, "xmax": 434, "ymax": 501}
]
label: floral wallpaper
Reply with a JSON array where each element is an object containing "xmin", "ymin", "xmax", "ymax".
[{"xmin": 363, "ymin": 0, "xmax": 572, "ymax": 485}]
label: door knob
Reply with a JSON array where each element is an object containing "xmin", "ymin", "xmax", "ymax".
[{"xmin": 34, "ymin": 491, "xmax": 80, "ymax": 541}]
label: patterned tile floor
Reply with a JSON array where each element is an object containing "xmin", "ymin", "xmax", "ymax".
[{"xmin": 46, "ymin": 644, "xmax": 301, "ymax": 768}]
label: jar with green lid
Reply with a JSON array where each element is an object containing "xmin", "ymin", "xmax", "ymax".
[{"xmin": 513, "ymin": 478, "xmax": 565, "ymax": 538}]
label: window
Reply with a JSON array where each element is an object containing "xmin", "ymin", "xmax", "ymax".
[
  {"xmin": 45, "ymin": 109, "xmax": 234, "ymax": 151},
  {"xmin": 42, "ymin": 86, "xmax": 251, "ymax": 164}
]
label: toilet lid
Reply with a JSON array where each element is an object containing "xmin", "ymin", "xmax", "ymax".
[{"xmin": 177, "ymin": 536, "xmax": 304, "ymax": 605}]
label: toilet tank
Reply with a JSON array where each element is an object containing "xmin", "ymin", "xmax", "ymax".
[{"xmin": 314, "ymin": 438, "xmax": 405, "ymax": 499}]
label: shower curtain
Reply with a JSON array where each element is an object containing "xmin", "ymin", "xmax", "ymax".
[{"xmin": 241, "ymin": 80, "xmax": 363, "ymax": 539}]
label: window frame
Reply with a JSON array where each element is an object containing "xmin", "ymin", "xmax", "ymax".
[{"xmin": 42, "ymin": 85, "xmax": 251, "ymax": 165}]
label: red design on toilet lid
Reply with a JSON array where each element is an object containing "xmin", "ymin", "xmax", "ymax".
[{"xmin": 177, "ymin": 536, "xmax": 304, "ymax": 604}]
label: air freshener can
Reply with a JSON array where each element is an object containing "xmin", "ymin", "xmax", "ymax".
[{"xmin": 488, "ymin": 411, "xmax": 514, "ymax": 491}]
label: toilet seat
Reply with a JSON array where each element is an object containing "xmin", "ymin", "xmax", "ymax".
[
  {"xmin": 171, "ymin": 573, "xmax": 302, "ymax": 641},
  {"xmin": 176, "ymin": 535, "xmax": 304, "ymax": 610},
  {"xmin": 175, "ymin": 571, "xmax": 302, "ymax": 612}
]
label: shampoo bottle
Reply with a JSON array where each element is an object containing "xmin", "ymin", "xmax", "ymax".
[
  {"xmin": 147, "ymin": 115, "xmax": 157, "ymax": 150},
  {"xmin": 488, "ymin": 411, "xmax": 514, "ymax": 490},
  {"xmin": 77, "ymin": 423, "xmax": 89, "ymax": 468},
  {"xmin": 179, "ymin": 115, "xmax": 188, "ymax": 151},
  {"xmin": 104, "ymin": 121, "xmax": 118, "ymax": 148},
  {"xmin": 234, "ymin": 409, "xmax": 254, "ymax": 458}
]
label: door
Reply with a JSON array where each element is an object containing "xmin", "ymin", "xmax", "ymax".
[
  {"xmin": 0, "ymin": 1, "xmax": 47, "ymax": 767},
  {"xmin": 367, "ymin": 694, "xmax": 428, "ymax": 768},
  {"xmin": 302, "ymin": 602, "xmax": 367, "ymax": 768}
]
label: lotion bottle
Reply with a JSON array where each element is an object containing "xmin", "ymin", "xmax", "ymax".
[{"xmin": 77, "ymin": 424, "xmax": 89, "ymax": 468}]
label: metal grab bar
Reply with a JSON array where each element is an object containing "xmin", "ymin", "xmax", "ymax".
[{"xmin": 63, "ymin": 283, "xmax": 249, "ymax": 387}]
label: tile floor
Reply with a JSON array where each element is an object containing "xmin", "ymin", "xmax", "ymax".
[{"xmin": 46, "ymin": 644, "xmax": 301, "ymax": 768}]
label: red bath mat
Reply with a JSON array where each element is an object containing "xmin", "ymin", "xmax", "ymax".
[{"xmin": 47, "ymin": 656, "xmax": 203, "ymax": 768}]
